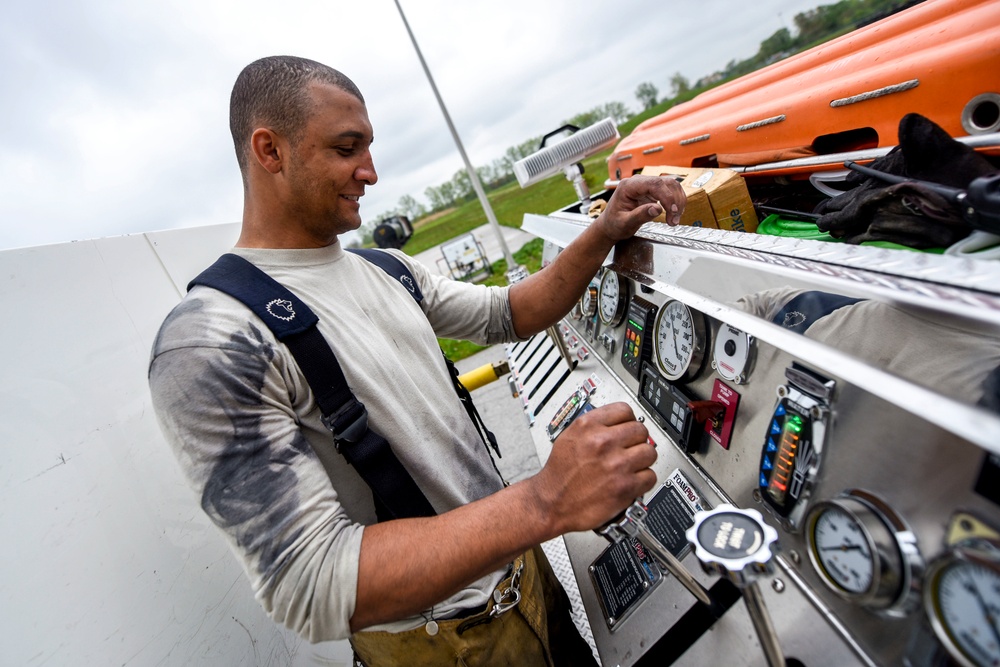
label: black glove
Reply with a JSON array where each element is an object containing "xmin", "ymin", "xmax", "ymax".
[{"xmin": 815, "ymin": 113, "xmax": 996, "ymax": 248}]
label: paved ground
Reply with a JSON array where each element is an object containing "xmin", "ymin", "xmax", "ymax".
[
  {"xmin": 411, "ymin": 222, "xmax": 537, "ymax": 278},
  {"xmin": 454, "ymin": 346, "xmax": 541, "ymax": 482}
]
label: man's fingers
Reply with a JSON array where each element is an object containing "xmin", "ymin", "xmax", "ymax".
[
  {"xmin": 623, "ymin": 436, "xmax": 658, "ymax": 471},
  {"xmin": 581, "ymin": 401, "xmax": 637, "ymax": 426}
]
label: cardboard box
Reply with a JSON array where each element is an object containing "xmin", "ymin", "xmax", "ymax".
[
  {"xmin": 640, "ymin": 166, "xmax": 716, "ymax": 229},
  {"xmin": 641, "ymin": 166, "xmax": 758, "ymax": 233}
]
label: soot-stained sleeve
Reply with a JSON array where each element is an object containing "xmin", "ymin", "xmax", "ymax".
[
  {"xmin": 387, "ymin": 249, "xmax": 526, "ymax": 344},
  {"xmin": 148, "ymin": 304, "xmax": 363, "ymax": 642}
]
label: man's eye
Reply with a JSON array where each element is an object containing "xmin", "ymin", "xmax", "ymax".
[{"xmin": 334, "ymin": 146, "xmax": 355, "ymax": 155}]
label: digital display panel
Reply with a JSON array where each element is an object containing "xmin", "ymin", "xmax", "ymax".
[
  {"xmin": 620, "ymin": 297, "xmax": 657, "ymax": 380},
  {"xmin": 637, "ymin": 363, "xmax": 697, "ymax": 452}
]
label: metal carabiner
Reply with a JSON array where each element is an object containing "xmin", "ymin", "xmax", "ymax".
[{"xmin": 489, "ymin": 559, "xmax": 524, "ymax": 617}]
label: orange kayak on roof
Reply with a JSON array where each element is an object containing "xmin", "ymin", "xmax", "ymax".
[{"xmin": 609, "ymin": 0, "xmax": 1000, "ymax": 181}]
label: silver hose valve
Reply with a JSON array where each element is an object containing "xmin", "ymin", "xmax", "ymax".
[{"xmin": 687, "ymin": 505, "xmax": 785, "ymax": 667}]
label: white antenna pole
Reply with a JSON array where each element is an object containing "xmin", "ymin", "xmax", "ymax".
[{"xmin": 393, "ymin": 0, "xmax": 518, "ymax": 271}]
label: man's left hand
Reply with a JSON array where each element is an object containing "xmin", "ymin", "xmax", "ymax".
[{"xmin": 595, "ymin": 174, "xmax": 686, "ymax": 242}]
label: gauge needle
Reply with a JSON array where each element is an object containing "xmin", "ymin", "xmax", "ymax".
[
  {"xmin": 820, "ymin": 544, "xmax": 867, "ymax": 553},
  {"xmin": 965, "ymin": 573, "xmax": 1000, "ymax": 651}
]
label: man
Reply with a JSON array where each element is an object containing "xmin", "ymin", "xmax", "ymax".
[{"xmin": 149, "ymin": 55, "xmax": 684, "ymax": 666}]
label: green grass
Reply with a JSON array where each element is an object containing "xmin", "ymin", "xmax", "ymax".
[
  {"xmin": 438, "ymin": 337, "xmax": 488, "ymax": 362},
  {"xmin": 401, "ymin": 154, "xmax": 611, "ymax": 257},
  {"xmin": 413, "ymin": 85, "xmax": 721, "ymax": 364}
]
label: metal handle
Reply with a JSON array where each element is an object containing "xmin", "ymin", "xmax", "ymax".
[
  {"xmin": 627, "ymin": 509, "xmax": 713, "ymax": 607},
  {"xmin": 598, "ymin": 500, "xmax": 713, "ymax": 607},
  {"xmin": 743, "ymin": 581, "xmax": 785, "ymax": 667},
  {"xmin": 686, "ymin": 505, "xmax": 785, "ymax": 667}
]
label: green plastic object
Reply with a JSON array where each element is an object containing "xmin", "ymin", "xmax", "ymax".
[
  {"xmin": 756, "ymin": 214, "xmax": 945, "ymax": 253},
  {"xmin": 756, "ymin": 214, "xmax": 842, "ymax": 242}
]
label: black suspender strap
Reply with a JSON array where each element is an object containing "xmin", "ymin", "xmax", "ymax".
[
  {"xmin": 189, "ymin": 253, "xmax": 436, "ymax": 521},
  {"xmin": 346, "ymin": 248, "xmax": 425, "ymax": 303},
  {"xmin": 347, "ymin": 249, "xmax": 504, "ymax": 478}
]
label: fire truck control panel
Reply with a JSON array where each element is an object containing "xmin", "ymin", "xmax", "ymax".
[{"xmin": 506, "ymin": 212, "xmax": 1000, "ymax": 667}]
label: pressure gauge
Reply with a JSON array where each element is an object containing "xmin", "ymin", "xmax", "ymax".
[
  {"xmin": 653, "ymin": 300, "xmax": 707, "ymax": 382},
  {"xmin": 924, "ymin": 539, "xmax": 1000, "ymax": 667},
  {"xmin": 713, "ymin": 324, "xmax": 755, "ymax": 384},
  {"xmin": 598, "ymin": 270, "xmax": 628, "ymax": 327},
  {"xmin": 805, "ymin": 490, "xmax": 922, "ymax": 613},
  {"xmin": 580, "ymin": 285, "xmax": 598, "ymax": 318}
]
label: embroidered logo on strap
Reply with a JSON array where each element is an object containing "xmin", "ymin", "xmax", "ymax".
[
  {"xmin": 400, "ymin": 275, "xmax": 417, "ymax": 294},
  {"xmin": 266, "ymin": 298, "xmax": 296, "ymax": 321},
  {"xmin": 782, "ymin": 311, "xmax": 807, "ymax": 328}
]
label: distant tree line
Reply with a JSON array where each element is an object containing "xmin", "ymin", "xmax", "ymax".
[
  {"xmin": 362, "ymin": 0, "xmax": 923, "ymax": 244},
  {"xmin": 701, "ymin": 0, "xmax": 922, "ymax": 84}
]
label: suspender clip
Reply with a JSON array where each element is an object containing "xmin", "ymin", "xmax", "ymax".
[{"xmin": 322, "ymin": 399, "xmax": 369, "ymax": 450}]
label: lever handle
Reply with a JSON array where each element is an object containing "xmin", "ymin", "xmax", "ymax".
[
  {"xmin": 597, "ymin": 499, "xmax": 713, "ymax": 607},
  {"xmin": 687, "ymin": 505, "xmax": 785, "ymax": 667}
]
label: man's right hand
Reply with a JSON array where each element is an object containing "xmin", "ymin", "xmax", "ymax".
[
  {"xmin": 351, "ymin": 401, "xmax": 656, "ymax": 631},
  {"xmin": 529, "ymin": 402, "xmax": 657, "ymax": 534}
]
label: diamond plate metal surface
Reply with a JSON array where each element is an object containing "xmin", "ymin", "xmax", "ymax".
[
  {"xmin": 641, "ymin": 224, "xmax": 1000, "ymax": 299},
  {"xmin": 542, "ymin": 537, "xmax": 602, "ymax": 666}
]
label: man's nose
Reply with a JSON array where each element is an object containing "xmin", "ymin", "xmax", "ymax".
[{"xmin": 356, "ymin": 155, "xmax": 378, "ymax": 185}]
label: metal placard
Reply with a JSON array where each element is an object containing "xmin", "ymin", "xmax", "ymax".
[
  {"xmin": 589, "ymin": 537, "xmax": 661, "ymax": 630},
  {"xmin": 644, "ymin": 470, "xmax": 709, "ymax": 559}
]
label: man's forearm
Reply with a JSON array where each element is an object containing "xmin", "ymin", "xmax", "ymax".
[
  {"xmin": 507, "ymin": 175, "xmax": 685, "ymax": 338},
  {"xmin": 350, "ymin": 402, "xmax": 656, "ymax": 631},
  {"xmin": 350, "ymin": 478, "xmax": 556, "ymax": 631},
  {"xmin": 508, "ymin": 220, "xmax": 617, "ymax": 338}
]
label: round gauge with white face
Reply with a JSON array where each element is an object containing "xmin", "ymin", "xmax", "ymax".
[
  {"xmin": 580, "ymin": 285, "xmax": 598, "ymax": 318},
  {"xmin": 924, "ymin": 541, "xmax": 1000, "ymax": 667},
  {"xmin": 713, "ymin": 324, "xmax": 755, "ymax": 384},
  {"xmin": 805, "ymin": 491, "xmax": 921, "ymax": 612},
  {"xmin": 810, "ymin": 504, "xmax": 876, "ymax": 595},
  {"xmin": 598, "ymin": 270, "xmax": 628, "ymax": 327},
  {"xmin": 653, "ymin": 300, "xmax": 707, "ymax": 382}
]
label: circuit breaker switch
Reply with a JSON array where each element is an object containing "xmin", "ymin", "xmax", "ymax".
[{"xmin": 687, "ymin": 400, "xmax": 726, "ymax": 429}]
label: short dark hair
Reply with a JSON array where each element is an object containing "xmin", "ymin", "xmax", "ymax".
[{"xmin": 229, "ymin": 56, "xmax": 364, "ymax": 181}]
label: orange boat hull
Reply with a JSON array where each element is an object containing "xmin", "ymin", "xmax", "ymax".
[{"xmin": 610, "ymin": 0, "xmax": 1000, "ymax": 180}]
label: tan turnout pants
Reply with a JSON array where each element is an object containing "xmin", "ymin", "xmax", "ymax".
[{"xmin": 350, "ymin": 546, "xmax": 598, "ymax": 667}]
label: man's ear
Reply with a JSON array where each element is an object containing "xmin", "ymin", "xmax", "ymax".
[{"xmin": 250, "ymin": 128, "xmax": 285, "ymax": 174}]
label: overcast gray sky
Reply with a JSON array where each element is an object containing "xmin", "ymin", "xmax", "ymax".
[{"xmin": 0, "ymin": 0, "xmax": 824, "ymax": 251}]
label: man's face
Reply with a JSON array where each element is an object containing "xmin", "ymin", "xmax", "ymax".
[{"xmin": 283, "ymin": 82, "xmax": 377, "ymax": 244}]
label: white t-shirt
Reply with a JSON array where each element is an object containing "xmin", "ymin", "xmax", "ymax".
[{"xmin": 149, "ymin": 242, "xmax": 522, "ymax": 641}]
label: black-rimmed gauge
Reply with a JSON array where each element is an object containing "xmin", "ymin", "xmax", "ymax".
[
  {"xmin": 713, "ymin": 324, "xmax": 755, "ymax": 385},
  {"xmin": 598, "ymin": 270, "xmax": 629, "ymax": 327},
  {"xmin": 924, "ymin": 539, "xmax": 1000, "ymax": 667},
  {"xmin": 805, "ymin": 490, "xmax": 922, "ymax": 612},
  {"xmin": 653, "ymin": 300, "xmax": 707, "ymax": 382},
  {"xmin": 580, "ymin": 285, "xmax": 598, "ymax": 318}
]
